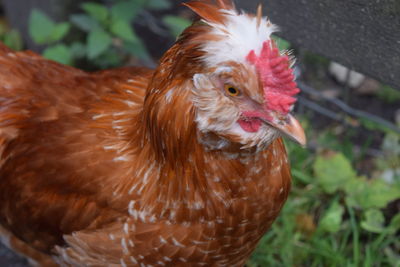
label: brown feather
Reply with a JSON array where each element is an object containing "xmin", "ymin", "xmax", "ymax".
[
  {"xmin": 0, "ymin": 1, "xmax": 294, "ymax": 265},
  {"xmin": 257, "ymin": 3, "xmax": 263, "ymax": 28},
  {"xmin": 216, "ymin": 0, "xmax": 235, "ymax": 9},
  {"xmin": 183, "ymin": 1, "xmax": 228, "ymax": 25}
]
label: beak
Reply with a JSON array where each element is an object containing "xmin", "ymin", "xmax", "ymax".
[{"xmin": 263, "ymin": 114, "xmax": 307, "ymax": 146}]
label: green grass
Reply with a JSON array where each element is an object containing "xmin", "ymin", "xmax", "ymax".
[{"xmin": 248, "ymin": 119, "xmax": 400, "ymax": 267}]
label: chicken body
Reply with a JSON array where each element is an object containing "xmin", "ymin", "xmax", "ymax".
[
  {"xmin": 0, "ymin": 47, "xmax": 290, "ymax": 265},
  {"xmin": 0, "ymin": 1, "xmax": 303, "ymax": 266}
]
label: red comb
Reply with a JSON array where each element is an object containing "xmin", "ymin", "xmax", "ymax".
[{"xmin": 246, "ymin": 40, "xmax": 300, "ymax": 114}]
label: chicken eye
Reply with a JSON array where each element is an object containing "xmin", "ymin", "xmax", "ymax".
[{"xmin": 224, "ymin": 84, "xmax": 240, "ymax": 96}]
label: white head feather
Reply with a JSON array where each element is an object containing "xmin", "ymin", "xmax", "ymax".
[{"xmin": 200, "ymin": 9, "xmax": 277, "ymax": 66}]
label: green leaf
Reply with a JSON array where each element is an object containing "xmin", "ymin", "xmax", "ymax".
[
  {"xmin": 81, "ymin": 2, "xmax": 109, "ymax": 23},
  {"xmin": 359, "ymin": 118, "xmax": 385, "ymax": 132},
  {"xmin": 163, "ymin": 15, "xmax": 191, "ymax": 37},
  {"xmin": 70, "ymin": 14, "xmax": 100, "ymax": 32},
  {"xmin": 313, "ymin": 152, "xmax": 356, "ymax": 194},
  {"xmin": 110, "ymin": 20, "xmax": 138, "ymax": 42},
  {"xmin": 344, "ymin": 177, "xmax": 369, "ymax": 208},
  {"xmin": 124, "ymin": 40, "xmax": 151, "ymax": 61},
  {"xmin": 271, "ymin": 35, "xmax": 291, "ymax": 51},
  {"xmin": 29, "ymin": 9, "xmax": 55, "ymax": 44},
  {"xmin": 345, "ymin": 177, "xmax": 400, "ymax": 209},
  {"xmin": 388, "ymin": 213, "xmax": 400, "ymax": 233},
  {"xmin": 69, "ymin": 42, "xmax": 86, "ymax": 58},
  {"xmin": 361, "ymin": 209, "xmax": 385, "ymax": 233},
  {"xmin": 147, "ymin": 0, "xmax": 172, "ymax": 10},
  {"xmin": 376, "ymin": 85, "xmax": 400, "ymax": 104},
  {"xmin": 92, "ymin": 49, "xmax": 123, "ymax": 68},
  {"xmin": 3, "ymin": 30, "xmax": 23, "ymax": 51},
  {"xmin": 0, "ymin": 22, "xmax": 6, "ymax": 36},
  {"xmin": 49, "ymin": 22, "xmax": 70, "ymax": 42},
  {"xmin": 364, "ymin": 179, "xmax": 400, "ymax": 209},
  {"xmin": 111, "ymin": 1, "xmax": 142, "ymax": 22},
  {"xmin": 319, "ymin": 201, "xmax": 344, "ymax": 233},
  {"xmin": 87, "ymin": 28, "xmax": 112, "ymax": 59},
  {"xmin": 291, "ymin": 168, "xmax": 312, "ymax": 184},
  {"xmin": 43, "ymin": 44, "xmax": 72, "ymax": 65}
]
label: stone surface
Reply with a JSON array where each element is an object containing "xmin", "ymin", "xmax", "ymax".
[{"xmin": 329, "ymin": 62, "xmax": 365, "ymax": 88}]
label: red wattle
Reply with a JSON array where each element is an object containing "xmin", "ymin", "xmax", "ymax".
[{"xmin": 238, "ymin": 118, "xmax": 262, "ymax": 133}]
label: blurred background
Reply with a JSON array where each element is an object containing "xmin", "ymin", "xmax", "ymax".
[{"xmin": 0, "ymin": 0, "xmax": 398, "ymax": 266}]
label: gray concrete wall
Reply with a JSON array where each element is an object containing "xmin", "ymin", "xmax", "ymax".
[{"xmin": 238, "ymin": 0, "xmax": 400, "ymax": 89}]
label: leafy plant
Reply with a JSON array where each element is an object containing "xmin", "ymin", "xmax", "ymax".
[
  {"xmin": 28, "ymin": 0, "xmax": 191, "ymax": 68},
  {"xmin": 313, "ymin": 151, "xmax": 356, "ymax": 193},
  {"xmin": 249, "ymin": 121, "xmax": 400, "ymax": 266},
  {"xmin": 376, "ymin": 85, "xmax": 400, "ymax": 104},
  {"xmin": 0, "ymin": 20, "xmax": 23, "ymax": 51},
  {"xmin": 29, "ymin": 9, "xmax": 71, "ymax": 45}
]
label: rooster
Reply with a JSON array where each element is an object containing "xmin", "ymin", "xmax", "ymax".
[{"xmin": 0, "ymin": 0, "xmax": 305, "ymax": 266}]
